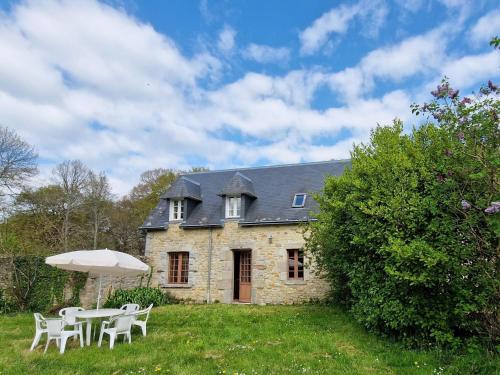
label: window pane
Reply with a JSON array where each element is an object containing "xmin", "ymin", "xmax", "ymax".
[
  {"xmin": 227, "ymin": 197, "xmax": 241, "ymax": 217},
  {"xmin": 180, "ymin": 253, "xmax": 189, "ymax": 283},
  {"xmin": 288, "ymin": 250, "xmax": 295, "ymax": 279},
  {"xmin": 292, "ymin": 194, "xmax": 306, "ymax": 207},
  {"xmin": 169, "ymin": 252, "xmax": 189, "ymax": 284},
  {"xmin": 297, "ymin": 250, "xmax": 304, "ymax": 279},
  {"xmin": 287, "ymin": 249, "xmax": 304, "ymax": 279},
  {"xmin": 169, "ymin": 253, "xmax": 178, "ymax": 283}
]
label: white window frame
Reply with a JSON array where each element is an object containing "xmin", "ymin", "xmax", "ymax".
[
  {"xmin": 169, "ymin": 199, "xmax": 184, "ymax": 221},
  {"xmin": 292, "ymin": 193, "xmax": 307, "ymax": 208},
  {"xmin": 225, "ymin": 196, "xmax": 241, "ymax": 218}
]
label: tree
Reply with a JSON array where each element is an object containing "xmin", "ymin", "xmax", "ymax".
[
  {"xmin": 53, "ymin": 160, "xmax": 90, "ymax": 251},
  {"xmin": 85, "ymin": 171, "xmax": 112, "ymax": 249},
  {"xmin": 8, "ymin": 185, "xmax": 66, "ymax": 255},
  {"xmin": 107, "ymin": 167, "xmax": 207, "ymax": 255},
  {"xmin": 107, "ymin": 168, "xmax": 178, "ymax": 255},
  {"xmin": 0, "ymin": 126, "xmax": 37, "ymax": 196},
  {"xmin": 306, "ymin": 81, "xmax": 499, "ymax": 346}
]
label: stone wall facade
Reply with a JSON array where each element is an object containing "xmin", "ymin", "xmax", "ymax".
[{"xmin": 146, "ymin": 221, "xmax": 329, "ymax": 304}]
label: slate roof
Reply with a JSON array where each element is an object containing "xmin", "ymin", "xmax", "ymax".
[
  {"xmin": 140, "ymin": 160, "xmax": 351, "ymax": 230},
  {"xmin": 218, "ymin": 172, "xmax": 257, "ymax": 198},
  {"xmin": 162, "ymin": 176, "xmax": 202, "ymax": 201}
]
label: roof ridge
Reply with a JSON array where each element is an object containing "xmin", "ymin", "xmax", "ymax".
[
  {"xmin": 180, "ymin": 176, "xmax": 201, "ymax": 186},
  {"xmin": 181, "ymin": 159, "xmax": 351, "ymax": 176},
  {"xmin": 234, "ymin": 171, "xmax": 253, "ymax": 182}
]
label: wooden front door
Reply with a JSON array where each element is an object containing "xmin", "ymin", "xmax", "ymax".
[{"xmin": 235, "ymin": 250, "xmax": 252, "ymax": 302}]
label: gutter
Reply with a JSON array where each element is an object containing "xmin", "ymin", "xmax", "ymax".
[
  {"xmin": 239, "ymin": 219, "xmax": 317, "ymax": 226},
  {"xmin": 180, "ymin": 223, "xmax": 224, "ymax": 229},
  {"xmin": 139, "ymin": 225, "xmax": 168, "ymax": 231}
]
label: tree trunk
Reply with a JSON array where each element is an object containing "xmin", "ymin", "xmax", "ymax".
[
  {"xmin": 93, "ymin": 211, "xmax": 99, "ymax": 250},
  {"xmin": 63, "ymin": 209, "xmax": 70, "ymax": 251}
]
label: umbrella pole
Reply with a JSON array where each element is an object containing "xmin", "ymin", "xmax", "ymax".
[{"xmin": 96, "ymin": 274, "xmax": 102, "ymax": 310}]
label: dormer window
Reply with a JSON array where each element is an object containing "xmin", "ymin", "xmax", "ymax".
[
  {"xmin": 292, "ymin": 193, "xmax": 306, "ymax": 208},
  {"xmin": 226, "ymin": 196, "xmax": 241, "ymax": 218},
  {"xmin": 169, "ymin": 199, "xmax": 184, "ymax": 221}
]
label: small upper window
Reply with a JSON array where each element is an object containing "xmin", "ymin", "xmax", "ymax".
[
  {"xmin": 226, "ymin": 196, "xmax": 241, "ymax": 218},
  {"xmin": 292, "ymin": 193, "xmax": 306, "ymax": 208},
  {"xmin": 169, "ymin": 199, "xmax": 184, "ymax": 221}
]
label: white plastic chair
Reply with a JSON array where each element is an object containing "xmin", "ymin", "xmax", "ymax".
[
  {"xmin": 44, "ymin": 318, "xmax": 84, "ymax": 354},
  {"xmin": 30, "ymin": 313, "xmax": 48, "ymax": 351},
  {"xmin": 132, "ymin": 304, "xmax": 153, "ymax": 336},
  {"xmin": 59, "ymin": 307, "xmax": 84, "ymax": 340},
  {"xmin": 120, "ymin": 303, "xmax": 140, "ymax": 314},
  {"xmin": 98, "ymin": 315, "xmax": 134, "ymax": 349}
]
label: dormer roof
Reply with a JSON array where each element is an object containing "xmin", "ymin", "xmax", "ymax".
[
  {"xmin": 218, "ymin": 172, "xmax": 256, "ymax": 198},
  {"xmin": 162, "ymin": 176, "xmax": 201, "ymax": 201}
]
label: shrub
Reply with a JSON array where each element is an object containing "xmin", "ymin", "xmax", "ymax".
[
  {"xmin": 103, "ymin": 287, "xmax": 178, "ymax": 308},
  {"xmin": 0, "ymin": 290, "xmax": 13, "ymax": 314},
  {"xmin": 306, "ymin": 81, "xmax": 499, "ymax": 346}
]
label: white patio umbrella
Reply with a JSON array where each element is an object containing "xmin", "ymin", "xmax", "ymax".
[{"xmin": 46, "ymin": 249, "xmax": 149, "ymax": 309}]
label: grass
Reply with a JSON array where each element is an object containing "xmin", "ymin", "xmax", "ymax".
[{"xmin": 0, "ymin": 304, "xmax": 497, "ymax": 375}]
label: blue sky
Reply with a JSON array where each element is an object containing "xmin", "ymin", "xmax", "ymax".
[{"xmin": 0, "ymin": 0, "xmax": 499, "ymax": 195}]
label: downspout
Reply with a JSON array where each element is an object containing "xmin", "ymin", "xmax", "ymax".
[{"xmin": 206, "ymin": 228, "xmax": 213, "ymax": 303}]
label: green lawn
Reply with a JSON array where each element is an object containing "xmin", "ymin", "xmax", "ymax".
[{"xmin": 0, "ymin": 304, "xmax": 497, "ymax": 375}]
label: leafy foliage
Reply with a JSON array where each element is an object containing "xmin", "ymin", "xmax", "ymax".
[
  {"xmin": 0, "ymin": 290, "xmax": 13, "ymax": 314},
  {"xmin": 0, "ymin": 255, "xmax": 88, "ymax": 314},
  {"xmin": 306, "ymin": 81, "xmax": 499, "ymax": 346},
  {"xmin": 103, "ymin": 287, "xmax": 178, "ymax": 309}
]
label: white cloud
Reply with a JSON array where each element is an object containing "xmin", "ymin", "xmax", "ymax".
[
  {"xmin": 0, "ymin": 0, "xmax": 497, "ymax": 197},
  {"xmin": 469, "ymin": 9, "xmax": 500, "ymax": 46},
  {"xmin": 217, "ymin": 24, "xmax": 236, "ymax": 53},
  {"xmin": 0, "ymin": 0, "xmax": 221, "ymax": 195},
  {"xmin": 299, "ymin": 3, "xmax": 360, "ymax": 55},
  {"xmin": 327, "ymin": 28, "xmax": 447, "ymax": 102},
  {"xmin": 426, "ymin": 51, "xmax": 500, "ymax": 93},
  {"xmin": 242, "ymin": 44, "xmax": 290, "ymax": 64},
  {"xmin": 360, "ymin": 29, "xmax": 445, "ymax": 82},
  {"xmin": 299, "ymin": 0, "xmax": 388, "ymax": 55}
]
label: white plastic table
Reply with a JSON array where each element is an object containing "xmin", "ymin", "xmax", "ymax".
[{"xmin": 72, "ymin": 309, "xmax": 123, "ymax": 346}]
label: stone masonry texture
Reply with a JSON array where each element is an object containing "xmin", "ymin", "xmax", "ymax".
[{"xmin": 146, "ymin": 221, "xmax": 329, "ymax": 304}]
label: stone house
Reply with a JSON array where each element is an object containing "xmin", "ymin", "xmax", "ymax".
[{"xmin": 141, "ymin": 160, "xmax": 350, "ymax": 304}]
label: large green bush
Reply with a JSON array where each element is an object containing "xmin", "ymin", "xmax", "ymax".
[
  {"xmin": 306, "ymin": 81, "xmax": 499, "ymax": 346},
  {"xmin": 103, "ymin": 287, "xmax": 178, "ymax": 309}
]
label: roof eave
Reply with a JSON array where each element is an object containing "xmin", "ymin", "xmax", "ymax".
[
  {"xmin": 238, "ymin": 219, "xmax": 316, "ymax": 226},
  {"xmin": 139, "ymin": 225, "xmax": 168, "ymax": 231},
  {"xmin": 163, "ymin": 194, "xmax": 202, "ymax": 201},
  {"xmin": 179, "ymin": 223, "xmax": 224, "ymax": 229},
  {"xmin": 217, "ymin": 191, "xmax": 257, "ymax": 198}
]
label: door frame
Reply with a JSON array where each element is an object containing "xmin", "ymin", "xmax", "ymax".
[{"xmin": 232, "ymin": 249, "xmax": 252, "ymax": 303}]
